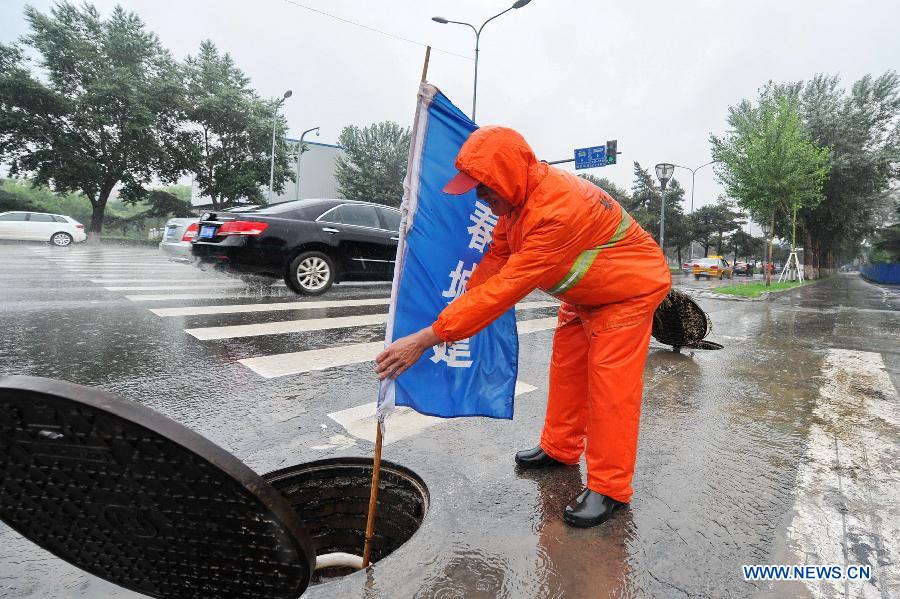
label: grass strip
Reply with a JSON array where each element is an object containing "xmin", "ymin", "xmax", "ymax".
[{"xmin": 712, "ymin": 280, "xmax": 813, "ymax": 298}]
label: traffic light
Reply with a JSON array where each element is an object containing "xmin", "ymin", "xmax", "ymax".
[{"xmin": 606, "ymin": 140, "xmax": 617, "ymax": 165}]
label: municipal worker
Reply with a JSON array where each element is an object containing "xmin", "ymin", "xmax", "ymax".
[{"xmin": 375, "ymin": 126, "xmax": 671, "ymax": 528}]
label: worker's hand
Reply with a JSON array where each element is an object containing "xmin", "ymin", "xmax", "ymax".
[{"xmin": 375, "ymin": 326, "xmax": 442, "ymax": 380}]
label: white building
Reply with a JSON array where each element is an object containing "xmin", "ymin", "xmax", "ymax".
[{"xmin": 190, "ymin": 139, "xmax": 345, "ymax": 208}]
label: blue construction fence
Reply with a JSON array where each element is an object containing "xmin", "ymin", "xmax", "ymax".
[{"xmin": 860, "ymin": 263, "xmax": 900, "ymax": 285}]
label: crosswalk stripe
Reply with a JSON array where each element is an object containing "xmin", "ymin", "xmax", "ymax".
[
  {"xmin": 150, "ymin": 299, "xmax": 557, "ymax": 318},
  {"xmin": 104, "ymin": 283, "xmax": 246, "ymax": 291},
  {"xmin": 184, "ymin": 302, "xmax": 559, "ymax": 340},
  {"xmin": 327, "ymin": 380, "xmax": 538, "ymax": 446},
  {"xmin": 62, "ymin": 267, "xmax": 193, "ymax": 272},
  {"xmin": 49, "ymin": 257, "xmax": 174, "ymax": 261},
  {"xmin": 239, "ymin": 316, "xmax": 559, "ymax": 378},
  {"xmin": 150, "ymin": 298, "xmax": 392, "ymax": 317},
  {"xmin": 241, "ymin": 341, "xmax": 383, "ymax": 378},
  {"xmin": 186, "ymin": 313, "xmax": 387, "ymax": 340},
  {"xmin": 90, "ymin": 278, "xmax": 220, "ymax": 284},
  {"xmin": 125, "ymin": 291, "xmax": 288, "ymax": 301},
  {"xmin": 516, "ymin": 316, "xmax": 562, "ymax": 333}
]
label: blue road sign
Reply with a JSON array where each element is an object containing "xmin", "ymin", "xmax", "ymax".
[{"xmin": 574, "ymin": 145, "xmax": 606, "ymax": 169}]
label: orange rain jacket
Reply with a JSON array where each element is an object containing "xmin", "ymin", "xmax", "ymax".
[{"xmin": 432, "ymin": 126, "xmax": 671, "ymax": 342}]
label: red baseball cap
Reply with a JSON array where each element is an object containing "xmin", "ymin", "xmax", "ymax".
[{"xmin": 442, "ymin": 170, "xmax": 479, "ymax": 195}]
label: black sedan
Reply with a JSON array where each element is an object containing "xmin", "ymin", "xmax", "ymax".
[{"xmin": 191, "ymin": 199, "xmax": 401, "ymax": 295}]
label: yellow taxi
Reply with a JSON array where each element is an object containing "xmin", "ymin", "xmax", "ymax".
[{"xmin": 692, "ymin": 255, "xmax": 734, "ymax": 280}]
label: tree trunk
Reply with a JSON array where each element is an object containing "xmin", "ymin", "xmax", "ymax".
[
  {"xmin": 86, "ymin": 183, "xmax": 115, "ymax": 244},
  {"xmin": 766, "ymin": 214, "xmax": 774, "ymax": 287},
  {"xmin": 803, "ymin": 229, "xmax": 816, "ymax": 279},
  {"xmin": 87, "ymin": 198, "xmax": 107, "ymax": 243},
  {"xmin": 676, "ymin": 246, "xmax": 682, "ymax": 268}
]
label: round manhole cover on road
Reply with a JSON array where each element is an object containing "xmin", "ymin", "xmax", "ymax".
[
  {"xmin": 0, "ymin": 375, "xmax": 316, "ymax": 599},
  {"xmin": 652, "ymin": 289, "xmax": 721, "ymax": 349}
]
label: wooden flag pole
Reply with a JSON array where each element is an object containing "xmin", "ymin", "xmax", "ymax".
[
  {"xmin": 361, "ymin": 45, "xmax": 431, "ymax": 570},
  {"xmin": 361, "ymin": 421, "xmax": 383, "ymax": 568}
]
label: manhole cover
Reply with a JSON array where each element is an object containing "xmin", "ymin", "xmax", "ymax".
[
  {"xmin": 652, "ymin": 289, "xmax": 722, "ymax": 350},
  {"xmin": 0, "ymin": 376, "xmax": 315, "ymax": 599}
]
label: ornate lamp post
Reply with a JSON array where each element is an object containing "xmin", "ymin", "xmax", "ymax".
[{"xmin": 655, "ymin": 163, "xmax": 675, "ymax": 252}]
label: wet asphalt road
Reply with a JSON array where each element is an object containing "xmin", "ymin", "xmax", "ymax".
[{"xmin": 1, "ymin": 242, "xmax": 898, "ymax": 599}]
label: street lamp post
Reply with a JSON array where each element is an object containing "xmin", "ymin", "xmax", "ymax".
[
  {"xmin": 655, "ymin": 163, "xmax": 675, "ymax": 254},
  {"xmin": 673, "ymin": 160, "xmax": 719, "ymax": 260},
  {"xmin": 432, "ymin": 0, "xmax": 532, "ymax": 121},
  {"xmin": 294, "ymin": 126, "xmax": 320, "ymax": 201},
  {"xmin": 268, "ymin": 89, "xmax": 292, "ymax": 204}
]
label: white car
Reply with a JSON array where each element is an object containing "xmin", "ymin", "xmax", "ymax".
[{"xmin": 0, "ymin": 211, "xmax": 87, "ymax": 246}]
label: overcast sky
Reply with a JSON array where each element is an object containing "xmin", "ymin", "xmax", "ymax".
[{"xmin": 3, "ymin": 0, "xmax": 899, "ymax": 220}]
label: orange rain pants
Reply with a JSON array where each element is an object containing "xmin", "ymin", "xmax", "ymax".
[{"xmin": 432, "ymin": 126, "xmax": 671, "ymax": 504}]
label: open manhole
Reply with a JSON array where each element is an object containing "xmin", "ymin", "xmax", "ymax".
[
  {"xmin": 264, "ymin": 458, "xmax": 429, "ymax": 585},
  {"xmin": 0, "ymin": 376, "xmax": 428, "ymax": 598}
]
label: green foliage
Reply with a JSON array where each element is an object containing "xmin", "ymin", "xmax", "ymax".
[
  {"xmin": 336, "ymin": 121, "xmax": 410, "ymax": 207},
  {"xmin": 692, "ymin": 197, "xmax": 745, "ymax": 256},
  {"xmin": 144, "ymin": 190, "xmax": 193, "ymax": 218},
  {"xmin": 0, "ymin": 188, "xmax": 37, "ymax": 212},
  {"xmin": 0, "ymin": 2, "xmax": 190, "ymax": 239},
  {"xmin": 794, "ymin": 73, "xmax": 900, "ymax": 268},
  {"xmin": 713, "ymin": 72, "xmax": 899, "ymax": 271},
  {"xmin": 0, "ymin": 178, "xmax": 93, "ymax": 224},
  {"xmin": 0, "ymin": 178, "xmax": 189, "ymax": 235},
  {"xmin": 870, "ymin": 201, "xmax": 900, "ymax": 261},
  {"xmin": 724, "ymin": 229, "xmax": 764, "ymax": 262},
  {"xmin": 712, "ymin": 94, "xmax": 830, "ymax": 249},
  {"xmin": 183, "ymin": 40, "xmax": 295, "ymax": 209}
]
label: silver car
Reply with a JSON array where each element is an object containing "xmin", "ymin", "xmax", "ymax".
[{"xmin": 158, "ymin": 217, "xmax": 198, "ymax": 261}]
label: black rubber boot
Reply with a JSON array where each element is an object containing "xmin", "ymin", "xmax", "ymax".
[
  {"xmin": 514, "ymin": 446, "xmax": 567, "ymax": 469},
  {"xmin": 563, "ymin": 488, "xmax": 627, "ymax": 528}
]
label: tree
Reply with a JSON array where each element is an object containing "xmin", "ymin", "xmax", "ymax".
[
  {"xmin": 0, "ymin": 2, "xmax": 189, "ymax": 241},
  {"xmin": 712, "ymin": 93, "xmax": 830, "ymax": 283},
  {"xmin": 689, "ymin": 199, "xmax": 744, "ymax": 257},
  {"xmin": 665, "ymin": 210, "xmax": 693, "ymax": 267},
  {"xmin": 144, "ymin": 190, "xmax": 193, "ymax": 218},
  {"xmin": 724, "ymin": 229, "xmax": 763, "ymax": 263},
  {"xmin": 183, "ymin": 40, "xmax": 295, "ymax": 209},
  {"xmin": 795, "ymin": 73, "xmax": 900, "ymax": 274},
  {"xmin": 870, "ymin": 200, "xmax": 900, "ymax": 262},
  {"xmin": 711, "ymin": 197, "xmax": 746, "ymax": 255},
  {"xmin": 1, "ymin": 177, "xmax": 93, "ymax": 225},
  {"xmin": 0, "ymin": 188, "xmax": 36, "ymax": 212},
  {"xmin": 690, "ymin": 205, "xmax": 720, "ymax": 257},
  {"xmin": 335, "ymin": 121, "xmax": 410, "ymax": 207}
]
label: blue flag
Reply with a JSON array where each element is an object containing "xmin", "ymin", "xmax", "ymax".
[{"xmin": 376, "ymin": 84, "xmax": 518, "ymax": 421}]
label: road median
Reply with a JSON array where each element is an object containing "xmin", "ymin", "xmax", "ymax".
[{"xmin": 710, "ymin": 278, "xmax": 820, "ymax": 299}]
